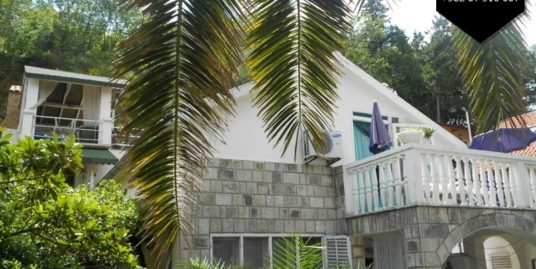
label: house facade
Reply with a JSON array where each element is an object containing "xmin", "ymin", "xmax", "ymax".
[
  {"xmin": 3, "ymin": 66, "xmax": 128, "ymax": 188},
  {"xmin": 3, "ymin": 55, "xmax": 536, "ymax": 269}
]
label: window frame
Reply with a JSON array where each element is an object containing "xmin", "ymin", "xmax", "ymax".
[{"xmin": 210, "ymin": 233, "xmax": 350, "ymax": 268}]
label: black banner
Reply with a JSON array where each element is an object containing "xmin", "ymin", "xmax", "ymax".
[{"xmin": 436, "ymin": 0, "xmax": 525, "ymax": 42}]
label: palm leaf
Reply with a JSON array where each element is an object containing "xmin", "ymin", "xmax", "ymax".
[
  {"xmin": 115, "ymin": 0, "xmax": 243, "ymax": 264},
  {"xmin": 247, "ymin": 0, "xmax": 351, "ymax": 157},
  {"xmin": 177, "ymin": 258, "xmax": 231, "ymax": 269},
  {"xmin": 452, "ymin": 21, "xmax": 528, "ymax": 132},
  {"xmin": 272, "ymin": 235, "xmax": 323, "ymax": 269}
]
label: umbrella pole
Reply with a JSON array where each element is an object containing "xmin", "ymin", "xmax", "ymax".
[{"xmin": 464, "ymin": 107, "xmax": 473, "ymax": 144}]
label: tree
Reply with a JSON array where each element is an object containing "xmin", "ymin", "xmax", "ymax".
[
  {"xmin": 0, "ymin": 0, "xmax": 141, "ymax": 119},
  {"xmin": 116, "ymin": 0, "xmax": 530, "ymax": 263},
  {"xmin": 522, "ymin": 45, "xmax": 536, "ymax": 109},
  {"xmin": 453, "ymin": 21, "xmax": 528, "ymax": 132},
  {"xmin": 419, "ymin": 17, "xmax": 469, "ymax": 126},
  {"xmin": 0, "ymin": 132, "xmax": 141, "ymax": 268},
  {"xmin": 345, "ymin": 1, "xmax": 430, "ymax": 121}
]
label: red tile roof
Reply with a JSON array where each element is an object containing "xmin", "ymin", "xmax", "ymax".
[
  {"xmin": 498, "ymin": 111, "xmax": 536, "ymax": 157},
  {"xmin": 497, "ymin": 111, "xmax": 536, "ymax": 128}
]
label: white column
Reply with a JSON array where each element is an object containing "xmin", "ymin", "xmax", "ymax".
[
  {"xmin": 512, "ymin": 162, "xmax": 531, "ymax": 208},
  {"xmin": 19, "ymin": 78, "xmax": 40, "ymax": 138},
  {"xmin": 99, "ymin": 87, "xmax": 113, "ymax": 145},
  {"xmin": 404, "ymin": 149, "xmax": 425, "ymax": 205},
  {"xmin": 343, "ymin": 171, "xmax": 357, "ymax": 216}
]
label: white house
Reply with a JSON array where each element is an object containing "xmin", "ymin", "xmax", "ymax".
[
  {"xmin": 3, "ymin": 66, "xmax": 127, "ymax": 187},
  {"xmin": 3, "ymin": 54, "xmax": 536, "ymax": 269}
]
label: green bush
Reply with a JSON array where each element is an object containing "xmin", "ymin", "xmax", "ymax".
[{"xmin": 0, "ymin": 131, "xmax": 141, "ymax": 268}]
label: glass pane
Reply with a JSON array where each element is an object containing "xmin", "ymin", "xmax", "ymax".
[
  {"xmin": 244, "ymin": 237, "xmax": 269, "ymax": 269},
  {"xmin": 272, "ymin": 237, "xmax": 296, "ymax": 267},
  {"xmin": 304, "ymin": 237, "xmax": 321, "ymax": 246},
  {"xmin": 353, "ymin": 121, "xmax": 373, "ymax": 160},
  {"xmin": 213, "ymin": 237, "xmax": 239, "ymax": 266}
]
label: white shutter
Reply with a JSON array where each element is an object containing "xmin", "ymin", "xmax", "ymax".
[
  {"xmin": 490, "ymin": 254, "xmax": 512, "ymax": 269},
  {"xmin": 324, "ymin": 236, "xmax": 352, "ymax": 269}
]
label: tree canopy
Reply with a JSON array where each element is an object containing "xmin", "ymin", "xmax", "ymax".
[
  {"xmin": 0, "ymin": 0, "xmax": 141, "ymax": 119},
  {"xmin": 0, "ymin": 132, "xmax": 141, "ymax": 268},
  {"xmin": 344, "ymin": 1, "xmax": 536, "ymax": 127}
]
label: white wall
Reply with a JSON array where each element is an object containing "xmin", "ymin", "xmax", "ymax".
[
  {"xmin": 18, "ymin": 78, "xmax": 39, "ymax": 138},
  {"xmin": 212, "ymin": 87, "xmax": 301, "ymax": 164},
  {"xmin": 484, "ymin": 236, "xmax": 521, "ymax": 269},
  {"xmin": 212, "ymin": 56, "xmax": 466, "ymax": 165}
]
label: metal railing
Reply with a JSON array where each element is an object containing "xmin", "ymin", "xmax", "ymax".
[
  {"xmin": 32, "ymin": 115, "xmax": 102, "ymax": 144},
  {"xmin": 111, "ymin": 127, "xmax": 139, "ymax": 148}
]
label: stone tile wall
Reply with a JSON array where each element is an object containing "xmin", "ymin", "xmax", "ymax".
[
  {"xmin": 347, "ymin": 206, "xmax": 536, "ymax": 269},
  {"xmin": 181, "ymin": 158, "xmax": 346, "ymax": 259}
]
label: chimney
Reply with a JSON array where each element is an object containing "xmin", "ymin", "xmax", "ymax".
[{"xmin": 1, "ymin": 85, "xmax": 23, "ymax": 129}]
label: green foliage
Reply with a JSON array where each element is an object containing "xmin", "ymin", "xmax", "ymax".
[
  {"xmin": 247, "ymin": 0, "xmax": 350, "ymax": 156},
  {"xmin": 272, "ymin": 235, "xmax": 323, "ymax": 269},
  {"xmin": 177, "ymin": 259, "xmax": 232, "ymax": 269},
  {"xmin": 422, "ymin": 127, "xmax": 435, "ymax": 139},
  {"xmin": 115, "ymin": 0, "xmax": 244, "ymax": 265},
  {"xmin": 453, "ymin": 21, "xmax": 528, "ymax": 132},
  {"xmin": 0, "ymin": 0, "xmax": 141, "ymax": 119},
  {"xmin": 0, "ymin": 132, "xmax": 141, "ymax": 268},
  {"xmin": 417, "ymin": 17, "xmax": 469, "ymax": 125},
  {"xmin": 344, "ymin": 2, "xmax": 469, "ymax": 126}
]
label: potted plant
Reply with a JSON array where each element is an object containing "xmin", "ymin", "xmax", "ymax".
[{"xmin": 422, "ymin": 127, "xmax": 435, "ymax": 143}]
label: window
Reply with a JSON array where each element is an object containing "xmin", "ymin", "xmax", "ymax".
[
  {"xmin": 211, "ymin": 234, "xmax": 350, "ymax": 268},
  {"xmin": 352, "ymin": 112, "xmax": 393, "ymax": 161},
  {"xmin": 213, "ymin": 237, "xmax": 239, "ymax": 266},
  {"xmin": 244, "ymin": 237, "xmax": 269, "ymax": 268}
]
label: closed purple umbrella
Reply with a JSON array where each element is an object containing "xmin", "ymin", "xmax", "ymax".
[
  {"xmin": 469, "ymin": 128, "xmax": 536, "ymax": 153},
  {"xmin": 369, "ymin": 101, "xmax": 392, "ymax": 154}
]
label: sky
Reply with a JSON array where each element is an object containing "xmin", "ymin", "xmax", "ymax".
[{"xmin": 387, "ymin": 0, "xmax": 536, "ymax": 46}]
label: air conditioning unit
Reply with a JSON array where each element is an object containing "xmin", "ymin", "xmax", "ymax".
[{"xmin": 304, "ymin": 130, "xmax": 343, "ymax": 162}]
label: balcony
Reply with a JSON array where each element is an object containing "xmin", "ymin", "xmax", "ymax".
[
  {"xmin": 343, "ymin": 143, "xmax": 536, "ymax": 217},
  {"xmin": 32, "ymin": 115, "xmax": 119, "ymax": 146},
  {"xmin": 33, "ymin": 115, "xmax": 104, "ymax": 144}
]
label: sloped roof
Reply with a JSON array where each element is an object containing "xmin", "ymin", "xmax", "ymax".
[
  {"xmin": 497, "ymin": 111, "xmax": 536, "ymax": 157},
  {"xmin": 25, "ymin": 66, "xmax": 127, "ymax": 88},
  {"xmin": 334, "ymin": 53, "xmax": 468, "ymax": 148},
  {"xmin": 497, "ymin": 111, "xmax": 536, "ymax": 128}
]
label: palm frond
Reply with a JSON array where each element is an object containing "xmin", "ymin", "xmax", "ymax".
[
  {"xmin": 452, "ymin": 20, "xmax": 528, "ymax": 132},
  {"xmin": 177, "ymin": 258, "xmax": 231, "ymax": 269},
  {"xmin": 115, "ymin": 0, "xmax": 243, "ymax": 264},
  {"xmin": 272, "ymin": 235, "xmax": 323, "ymax": 269},
  {"xmin": 247, "ymin": 0, "xmax": 350, "ymax": 157}
]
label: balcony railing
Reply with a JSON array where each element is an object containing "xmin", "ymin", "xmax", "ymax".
[
  {"xmin": 33, "ymin": 115, "xmax": 103, "ymax": 144},
  {"xmin": 343, "ymin": 143, "xmax": 536, "ymax": 217},
  {"xmin": 111, "ymin": 127, "xmax": 139, "ymax": 148}
]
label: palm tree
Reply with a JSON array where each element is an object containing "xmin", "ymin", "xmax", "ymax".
[{"xmin": 115, "ymin": 0, "xmax": 529, "ymax": 264}]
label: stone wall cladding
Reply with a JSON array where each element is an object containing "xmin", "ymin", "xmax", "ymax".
[
  {"xmin": 1, "ymin": 89, "xmax": 22, "ymax": 129},
  {"xmin": 347, "ymin": 206, "xmax": 536, "ymax": 269},
  {"xmin": 184, "ymin": 158, "xmax": 346, "ymax": 259}
]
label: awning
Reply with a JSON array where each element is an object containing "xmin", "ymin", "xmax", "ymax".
[
  {"xmin": 82, "ymin": 148, "xmax": 119, "ymax": 165},
  {"xmin": 102, "ymin": 158, "xmax": 124, "ymax": 179}
]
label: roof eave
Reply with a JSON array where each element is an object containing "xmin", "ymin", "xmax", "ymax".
[{"xmin": 24, "ymin": 66, "xmax": 127, "ymax": 88}]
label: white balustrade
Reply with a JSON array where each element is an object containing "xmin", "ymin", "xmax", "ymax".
[{"xmin": 343, "ymin": 144, "xmax": 536, "ymax": 217}]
